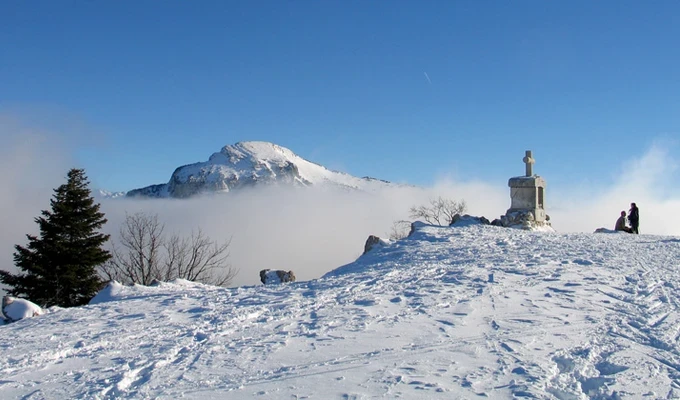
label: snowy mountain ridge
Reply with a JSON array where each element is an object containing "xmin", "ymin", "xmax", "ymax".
[
  {"xmin": 127, "ymin": 141, "xmax": 394, "ymax": 198},
  {"xmin": 94, "ymin": 189, "xmax": 127, "ymax": 199},
  {"xmin": 2, "ymin": 222, "xmax": 680, "ymax": 398}
]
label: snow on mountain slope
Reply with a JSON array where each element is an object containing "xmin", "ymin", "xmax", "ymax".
[
  {"xmin": 94, "ymin": 189, "xmax": 127, "ymax": 199},
  {"xmin": 127, "ymin": 141, "xmax": 393, "ymax": 198},
  {"xmin": 2, "ymin": 224, "xmax": 680, "ymax": 399}
]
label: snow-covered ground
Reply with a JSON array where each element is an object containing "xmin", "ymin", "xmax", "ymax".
[{"xmin": 2, "ymin": 223, "xmax": 680, "ymax": 399}]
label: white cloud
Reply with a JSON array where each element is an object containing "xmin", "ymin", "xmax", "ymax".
[{"xmin": 0, "ymin": 114, "xmax": 75, "ymax": 295}]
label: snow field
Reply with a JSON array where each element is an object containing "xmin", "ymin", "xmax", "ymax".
[{"xmin": 1, "ymin": 224, "xmax": 680, "ymax": 399}]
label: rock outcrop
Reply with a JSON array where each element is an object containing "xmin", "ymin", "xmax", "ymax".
[
  {"xmin": 447, "ymin": 212, "xmax": 553, "ymax": 232},
  {"xmin": 450, "ymin": 214, "xmax": 491, "ymax": 226},
  {"xmin": 363, "ymin": 235, "xmax": 391, "ymax": 255},
  {"xmin": 500, "ymin": 210, "xmax": 553, "ymax": 231},
  {"xmin": 364, "ymin": 235, "xmax": 380, "ymax": 254},
  {"xmin": 260, "ymin": 269, "xmax": 296, "ymax": 285}
]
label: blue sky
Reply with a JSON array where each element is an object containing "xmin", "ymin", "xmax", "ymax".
[{"xmin": 2, "ymin": 1, "xmax": 679, "ymax": 192}]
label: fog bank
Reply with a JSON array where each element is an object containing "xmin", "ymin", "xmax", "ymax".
[{"xmin": 99, "ymin": 182, "xmax": 504, "ymax": 287}]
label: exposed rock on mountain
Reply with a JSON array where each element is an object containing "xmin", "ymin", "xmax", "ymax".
[{"xmin": 127, "ymin": 141, "xmax": 392, "ymax": 198}]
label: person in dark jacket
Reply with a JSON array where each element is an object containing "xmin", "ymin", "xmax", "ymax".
[
  {"xmin": 615, "ymin": 211, "xmax": 632, "ymax": 233},
  {"xmin": 628, "ymin": 203, "xmax": 640, "ymax": 234}
]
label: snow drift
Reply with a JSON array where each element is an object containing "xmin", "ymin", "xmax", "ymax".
[{"xmin": 2, "ymin": 296, "xmax": 44, "ymax": 322}]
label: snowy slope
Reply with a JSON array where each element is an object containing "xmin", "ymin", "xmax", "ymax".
[
  {"xmin": 127, "ymin": 141, "xmax": 394, "ymax": 198},
  {"xmin": 2, "ymin": 224, "xmax": 680, "ymax": 399},
  {"xmin": 94, "ymin": 189, "xmax": 127, "ymax": 199}
]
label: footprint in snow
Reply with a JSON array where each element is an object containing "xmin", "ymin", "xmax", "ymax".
[
  {"xmin": 500, "ymin": 342, "xmax": 514, "ymax": 352},
  {"xmin": 595, "ymin": 361, "xmax": 629, "ymax": 376},
  {"xmin": 573, "ymin": 259, "xmax": 594, "ymax": 266},
  {"xmin": 353, "ymin": 299, "xmax": 377, "ymax": 306}
]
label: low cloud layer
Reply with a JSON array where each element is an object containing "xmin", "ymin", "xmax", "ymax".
[
  {"xmin": 1, "ymin": 117, "xmax": 678, "ymax": 294},
  {"xmin": 98, "ymin": 183, "xmax": 506, "ymax": 287},
  {"xmin": 0, "ymin": 116, "xmax": 75, "ymax": 293}
]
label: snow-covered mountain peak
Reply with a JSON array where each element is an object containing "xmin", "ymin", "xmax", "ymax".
[
  {"xmin": 212, "ymin": 141, "xmax": 307, "ymax": 165},
  {"xmin": 127, "ymin": 141, "xmax": 393, "ymax": 198},
  {"xmin": 93, "ymin": 189, "xmax": 126, "ymax": 199}
]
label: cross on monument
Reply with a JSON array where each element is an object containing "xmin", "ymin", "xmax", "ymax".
[{"xmin": 523, "ymin": 150, "xmax": 534, "ymax": 177}]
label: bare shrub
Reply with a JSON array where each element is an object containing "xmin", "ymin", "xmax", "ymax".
[
  {"xmin": 409, "ymin": 197, "xmax": 467, "ymax": 226},
  {"xmin": 388, "ymin": 220, "xmax": 412, "ymax": 240},
  {"xmin": 100, "ymin": 212, "xmax": 238, "ymax": 286}
]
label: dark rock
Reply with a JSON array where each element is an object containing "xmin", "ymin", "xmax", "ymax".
[
  {"xmin": 260, "ymin": 269, "xmax": 296, "ymax": 285},
  {"xmin": 364, "ymin": 235, "xmax": 382, "ymax": 255},
  {"xmin": 450, "ymin": 214, "xmax": 491, "ymax": 226},
  {"xmin": 126, "ymin": 183, "xmax": 167, "ymax": 198}
]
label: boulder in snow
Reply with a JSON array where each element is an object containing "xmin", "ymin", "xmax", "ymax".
[
  {"xmin": 259, "ymin": 269, "xmax": 296, "ymax": 285},
  {"xmin": 2, "ymin": 296, "xmax": 44, "ymax": 322},
  {"xmin": 490, "ymin": 218, "xmax": 503, "ymax": 226},
  {"xmin": 450, "ymin": 214, "xmax": 491, "ymax": 226},
  {"xmin": 500, "ymin": 210, "xmax": 554, "ymax": 232},
  {"xmin": 363, "ymin": 235, "xmax": 390, "ymax": 255}
]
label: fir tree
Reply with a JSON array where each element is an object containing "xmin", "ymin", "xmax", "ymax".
[{"xmin": 0, "ymin": 169, "xmax": 111, "ymax": 307}]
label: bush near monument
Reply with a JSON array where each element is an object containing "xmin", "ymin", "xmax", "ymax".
[{"xmin": 409, "ymin": 197, "xmax": 467, "ymax": 226}]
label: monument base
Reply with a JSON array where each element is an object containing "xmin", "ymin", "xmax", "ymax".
[{"xmin": 500, "ymin": 210, "xmax": 554, "ymax": 232}]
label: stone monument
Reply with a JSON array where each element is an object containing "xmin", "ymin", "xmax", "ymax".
[{"xmin": 500, "ymin": 150, "xmax": 552, "ymax": 230}]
